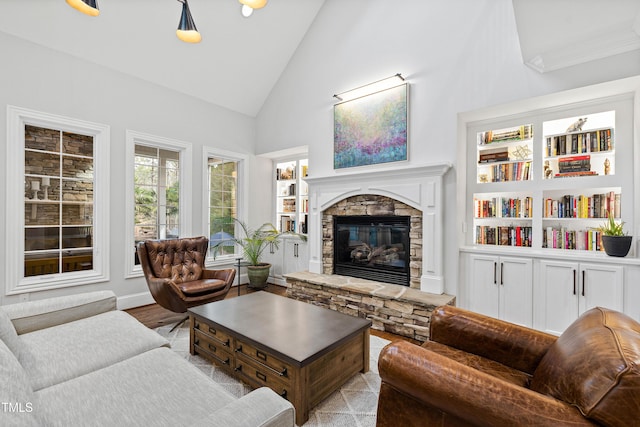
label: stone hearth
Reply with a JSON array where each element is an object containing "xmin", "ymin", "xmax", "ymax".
[{"xmin": 285, "ymin": 271, "xmax": 456, "ymax": 342}]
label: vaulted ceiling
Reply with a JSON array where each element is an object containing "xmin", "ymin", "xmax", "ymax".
[
  {"xmin": 0, "ymin": 0, "xmax": 325, "ymax": 117},
  {"xmin": 1, "ymin": 1, "xmax": 638, "ymax": 118}
]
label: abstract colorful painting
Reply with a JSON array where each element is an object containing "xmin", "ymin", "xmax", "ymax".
[{"xmin": 334, "ymin": 83, "xmax": 408, "ymax": 169}]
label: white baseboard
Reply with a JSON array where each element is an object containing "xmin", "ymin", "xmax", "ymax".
[{"xmin": 117, "ymin": 291, "xmax": 155, "ymax": 310}]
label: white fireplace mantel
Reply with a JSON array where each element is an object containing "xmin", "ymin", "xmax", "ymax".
[{"xmin": 305, "ymin": 162, "xmax": 452, "ymax": 294}]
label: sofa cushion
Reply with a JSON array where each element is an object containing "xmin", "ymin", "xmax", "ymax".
[
  {"xmin": 0, "ymin": 339, "xmax": 40, "ymax": 426},
  {"xmin": 19, "ymin": 310, "xmax": 169, "ymax": 390},
  {"xmin": 0, "ymin": 307, "xmax": 26, "ymax": 361},
  {"xmin": 422, "ymin": 340, "xmax": 531, "ymax": 387},
  {"xmin": 530, "ymin": 307, "xmax": 640, "ymax": 427},
  {"xmin": 37, "ymin": 347, "xmax": 236, "ymax": 426}
]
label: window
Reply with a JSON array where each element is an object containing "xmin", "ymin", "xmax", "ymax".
[
  {"xmin": 125, "ymin": 131, "xmax": 192, "ymax": 277},
  {"xmin": 6, "ymin": 106, "xmax": 110, "ymax": 294},
  {"xmin": 134, "ymin": 146, "xmax": 181, "ymax": 245},
  {"xmin": 203, "ymin": 147, "xmax": 248, "ymax": 263}
]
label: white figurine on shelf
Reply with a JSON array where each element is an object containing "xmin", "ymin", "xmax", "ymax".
[{"xmin": 566, "ymin": 117, "xmax": 587, "ymax": 133}]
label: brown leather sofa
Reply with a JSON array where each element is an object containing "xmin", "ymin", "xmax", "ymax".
[
  {"xmin": 377, "ymin": 305, "xmax": 640, "ymax": 427},
  {"xmin": 137, "ymin": 236, "xmax": 236, "ymax": 314}
]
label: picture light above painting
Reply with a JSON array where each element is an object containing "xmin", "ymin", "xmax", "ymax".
[{"xmin": 333, "ymin": 74, "xmax": 408, "ymax": 170}]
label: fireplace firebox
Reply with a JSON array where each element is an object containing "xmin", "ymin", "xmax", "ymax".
[{"xmin": 333, "ymin": 215, "xmax": 410, "ymax": 286}]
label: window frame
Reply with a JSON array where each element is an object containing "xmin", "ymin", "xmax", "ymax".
[
  {"xmin": 124, "ymin": 130, "xmax": 193, "ymax": 278},
  {"xmin": 202, "ymin": 146, "xmax": 248, "ymax": 266},
  {"xmin": 5, "ymin": 105, "xmax": 110, "ymax": 294}
]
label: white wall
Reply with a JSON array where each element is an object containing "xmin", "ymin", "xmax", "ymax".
[
  {"xmin": 0, "ymin": 32, "xmax": 272, "ymax": 305},
  {"xmin": 255, "ymin": 0, "xmax": 640, "ymax": 296}
]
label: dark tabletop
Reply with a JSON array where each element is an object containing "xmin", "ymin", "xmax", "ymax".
[{"xmin": 189, "ymin": 292, "xmax": 371, "ymax": 366}]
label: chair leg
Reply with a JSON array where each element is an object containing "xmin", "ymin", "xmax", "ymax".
[{"xmin": 169, "ymin": 315, "xmax": 189, "ymax": 332}]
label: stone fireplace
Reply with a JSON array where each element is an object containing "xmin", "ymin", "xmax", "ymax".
[{"xmin": 304, "ymin": 163, "xmax": 451, "ymax": 294}]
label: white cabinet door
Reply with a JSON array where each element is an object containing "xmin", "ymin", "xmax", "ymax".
[
  {"xmin": 579, "ymin": 263, "xmax": 623, "ymax": 314},
  {"xmin": 468, "ymin": 254, "xmax": 500, "ymax": 319},
  {"xmin": 264, "ymin": 242, "xmax": 283, "ymax": 280},
  {"xmin": 499, "ymin": 257, "xmax": 533, "ymax": 327},
  {"xmin": 536, "ymin": 260, "xmax": 580, "ymax": 336},
  {"xmin": 283, "ymin": 239, "xmax": 308, "ymax": 275}
]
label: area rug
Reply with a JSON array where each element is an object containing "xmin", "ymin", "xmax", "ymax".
[{"xmin": 154, "ymin": 324, "xmax": 390, "ymax": 427}]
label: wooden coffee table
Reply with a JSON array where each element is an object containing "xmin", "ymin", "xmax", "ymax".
[{"xmin": 189, "ymin": 292, "xmax": 371, "ymax": 425}]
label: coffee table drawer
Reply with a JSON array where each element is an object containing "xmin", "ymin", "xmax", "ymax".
[
  {"xmin": 193, "ymin": 330, "xmax": 233, "ymax": 368},
  {"xmin": 193, "ymin": 320, "xmax": 232, "ymax": 346},
  {"xmin": 235, "ymin": 354, "xmax": 290, "ymax": 399},
  {"xmin": 235, "ymin": 339, "xmax": 292, "ymax": 380}
]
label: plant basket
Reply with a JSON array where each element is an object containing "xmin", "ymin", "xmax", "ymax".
[{"xmin": 601, "ymin": 235, "xmax": 632, "ymax": 257}]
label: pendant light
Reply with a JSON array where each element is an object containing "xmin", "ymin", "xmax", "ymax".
[
  {"xmin": 176, "ymin": 0, "xmax": 202, "ymax": 44},
  {"xmin": 66, "ymin": 0, "xmax": 100, "ymax": 17},
  {"xmin": 239, "ymin": 0, "xmax": 267, "ymax": 17}
]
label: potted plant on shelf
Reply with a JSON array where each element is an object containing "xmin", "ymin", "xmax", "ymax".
[
  {"xmin": 598, "ymin": 214, "xmax": 632, "ymax": 257},
  {"xmin": 211, "ymin": 218, "xmax": 306, "ymax": 289}
]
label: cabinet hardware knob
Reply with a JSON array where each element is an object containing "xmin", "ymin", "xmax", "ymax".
[
  {"xmin": 235, "ymin": 365, "xmax": 243, "ymax": 372},
  {"xmin": 573, "ymin": 270, "xmax": 576, "ymax": 295},
  {"xmin": 500, "ymin": 262, "xmax": 504, "ymax": 285},
  {"xmin": 582, "ymin": 270, "xmax": 586, "ymax": 296},
  {"xmin": 280, "ymin": 390, "xmax": 288, "ymax": 399},
  {"xmin": 235, "ymin": 345, "xmax": 243, "ymax": 353},
  {"xmin": 256, "ymin": 371, "xmax": 267, "ymax": 382}
]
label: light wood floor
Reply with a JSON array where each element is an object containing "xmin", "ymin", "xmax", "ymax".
[{"xmin": 125, "ymin": 284, "xmax": 419, "ymax": 345}]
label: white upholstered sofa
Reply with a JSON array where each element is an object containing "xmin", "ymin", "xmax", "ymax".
[{"xmin": 0, "ymin": 291, "xmax": 294, "ymax": 426}]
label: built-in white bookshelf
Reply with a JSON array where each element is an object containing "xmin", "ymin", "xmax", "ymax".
[{"xmin": 275, "ymin": 158, "xmax": 308, "ymax": 234}]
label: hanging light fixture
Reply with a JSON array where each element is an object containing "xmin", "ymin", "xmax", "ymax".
[
  {"xmin": 333, "ymin": 74, "xmax": 406, "ymax": 102},
  {"xmin": 238, "ymin": 0, "xmax": 268, "ymax": 17},
  {"xmin": 176, "ymin": 0, "xmax": 202, "ymax": 44},
  {"xmin": 66, "ymin": 0, "xmax": 100, "ymax": 17}
]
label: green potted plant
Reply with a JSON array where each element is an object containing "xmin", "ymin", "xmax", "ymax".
[
  {"xmin": 211, "ymin": 218, "xmax": 305, "ymax": 288},
  {"xmin": 598, "ymin": 214, "xmax": 632, "ymax": 257}
]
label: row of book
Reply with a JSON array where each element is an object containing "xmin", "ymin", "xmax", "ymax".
[
  {"xmin": 474, "ymin": 196, "xmax": 533, "ymax": 218},
  {"xmin": 281, "ymin": 199, "xmax": 296, "ymax": 213},
  {"xmin": 543, "ymin": 192, "xmax": 620, "ymax": 219},
  {"xmin": 276, "ymin": 166, "xmax": 296, "ymax": 181},
  {"xmin": 280, "ymin": 216, "xmax": 296, "ymax": 232},
  {"xmin": 479, "ymin": 125, "xmax": 533, "ymax": 145},
  {"xmin": 478, "ymin": 148, "xmax": 509, "ymax": 164},
  {"xmin": 545, "ymin": 128, "xmax": 613, "ymax": 157},
  {"xmin": 481, "ymin": 161, "xmax": 532, "ymax": 182},
  {"xmin": 475, "ymin": 225, "xmax": 532, "ymax": 247},
  {"xmin": 543, "ymin": 227, "xmax": 604, "ymax": 251}
]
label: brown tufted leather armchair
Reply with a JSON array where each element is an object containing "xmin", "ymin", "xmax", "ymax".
[
  {"xmin": 137, "ymin": 236, "xmax": 235, "ymax": 328},
  {"xmin": 377, "ymin": 305, "xmax": 640, "ymax": 427}
]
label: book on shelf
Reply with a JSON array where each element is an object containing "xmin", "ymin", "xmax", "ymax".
[
  {"xmin": 545, "ymin": 128, "xmax": 613, "ymax": 157},
  {"xmin": 544, "ymin": 226, "xmax": 603, "ymax": 252},
  {"xmin": 480, "ymin": 125, "xmax": 533, "ymax": 145},
  {"xmin": 475, "ymin": 225, "xmax": 532, "ymax": 247},
  {"xmin": 478, "ymin": 153, "xmax": 509, "ymax": 163},
  {"xmin": 554, "ymin": 171, "xmax": 597, "ymax": 178},
  {"xmin": 282, "ymin": 199, "xmax": 296, "ymax": 213},
  {"xmin": 276, "ymin": 166, "xmax": 295, "ymax": 181},
  {"xmin": 280, "ymin": 216, "xmax": 295, "ymax": 232},
  {"xmin": 543, "ymin": 191, "xmax": 619, "ymax": 219},
  {"xmin": 485, "ymin": 161, "xmax": 531, "ymax": 182}
]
